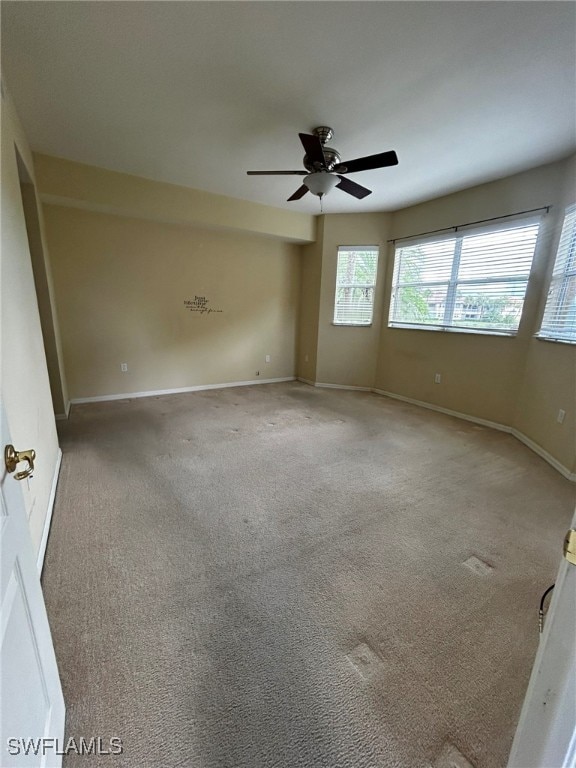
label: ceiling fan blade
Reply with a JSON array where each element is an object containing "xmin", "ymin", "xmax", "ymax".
[
  {"xmin": 298, "ymin": 133, "xmax": 326, "ymax": 168},
  {"xmin": 247, "ymin": 170, "xmax": 307, "ymax": 175},
  {"xmin": 334, "ymin": 150, "xmax": 398, "ymax": 174},
  {"xmin": 287, "ymin": 185, "xmax": 309, "ymax": 201},
  {"xmin": 336, "ymin": 175, "xmax": 372, "ymax": 199}
]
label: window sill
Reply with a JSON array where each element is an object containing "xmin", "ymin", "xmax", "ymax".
[
  {"xmin": 332, "ymin": 323, "xmax": 373, "ymax": 328},
  {"xmin": 387, "ymin": 323, "xmax": 517, "ymax": 338},
  {"xmin": 534, "ymin": 334, "xmax": 576, "ymax": 346}
]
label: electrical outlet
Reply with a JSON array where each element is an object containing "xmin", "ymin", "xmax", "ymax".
[
  {"xmin": 121, "ymin": 363, "xmax": 128, "ymax": 372},
  {"xmin": 265, "ymin": 355, "xmax": 271, "ymax": 363},
  {"xmin": 304, "ymin": 354, "xmax": 309, "ymax": 363},
  {"xmin": 434, "ymin": 373, "xmax": 441, "ymax": 384},
  {"xmin": 557, "ymin": 409, "xmax": 566, "ymax": 424}
]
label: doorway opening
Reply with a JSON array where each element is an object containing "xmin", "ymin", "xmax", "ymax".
[{"xmin": 15, "ymin": 149, "xmax": 68, "ymax": 418}]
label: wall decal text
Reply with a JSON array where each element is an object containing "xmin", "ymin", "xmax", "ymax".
[{"xmin": 184, "ymin": 296, "xmax": 222, "ymax": 315}]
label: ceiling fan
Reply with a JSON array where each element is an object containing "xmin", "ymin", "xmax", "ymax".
[{"xmin": 247, "ymin": 126, "xmax": 398, "ymax": 202}]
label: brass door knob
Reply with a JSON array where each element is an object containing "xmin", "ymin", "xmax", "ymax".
[{"xmin": 4, "ymin": 444, "xmax": 36, "ymax": 481}]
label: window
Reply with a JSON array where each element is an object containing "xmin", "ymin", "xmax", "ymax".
[
  {"xmin": 388, "ymin": 217, "xmax": 541, "ymax": 335},
  {"xmin": 334, "ymin": 246, "xmax": 379, "ymax": 326},
  {"xmin": 538, "ymin": 204, "xmax": 576, "ymax": 343}
]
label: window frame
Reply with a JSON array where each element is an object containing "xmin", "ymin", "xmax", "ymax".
[
  {"xmin": 536, "ymin": 204, "xmax": 576, "ymax": 345},
  {"xmin": 333, "ymin": 245, "xmax": 379, "ymax": 327},
  {"xmin": 388, "ymin": 215, "xmax": 542, "ymax": 336}
]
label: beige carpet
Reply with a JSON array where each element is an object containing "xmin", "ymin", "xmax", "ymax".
[{"xmin": 42, "ymin": 382, "xmax": 575, "ymax": 768}]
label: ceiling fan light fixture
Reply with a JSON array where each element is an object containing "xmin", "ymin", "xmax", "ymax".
[{"xmin": 304, "ymin": 172, "xmax": 339, "ymax": 198}]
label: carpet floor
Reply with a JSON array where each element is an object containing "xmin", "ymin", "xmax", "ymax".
[{"xmin": 42, "ymin": 382, "xmax": 575, "ymax": 768}]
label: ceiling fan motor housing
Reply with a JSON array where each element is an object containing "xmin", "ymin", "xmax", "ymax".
[
  {"xmin": 304, "ymin": 126, "xmax": 340, "ymax": 171},
  {"xmin": 304, "ymin": 147, "xmax": 341, "ymax": 172}
]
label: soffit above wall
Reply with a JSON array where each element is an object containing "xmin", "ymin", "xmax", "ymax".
[{"xmin": 34, "ymin": 154, "xmax": 316, "ymax": 244}]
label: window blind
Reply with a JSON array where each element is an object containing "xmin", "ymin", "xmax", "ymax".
[
  {"xmin": 334, "ymin": 247, "xmax": 379, "ymax": 325},
  {"xmin": 538, "ymin": 204, "xmax": 576, "ymax": 343},
  {"xmin": 389, "ymin": 218, "xmax": 541, "ymax": 334}
]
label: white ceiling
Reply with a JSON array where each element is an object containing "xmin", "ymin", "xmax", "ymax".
[{"xmin": 2, "ymin": 1, "xmax": 575, "ymax": 214}]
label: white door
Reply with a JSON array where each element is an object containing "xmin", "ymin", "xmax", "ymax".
[
  {"xmin": 0, "ymin": 403, "xmax": 65, "ymax": 768},
  {"xmin": 508, "ymin": 509, "xmax": 576, "ymax": 768}
]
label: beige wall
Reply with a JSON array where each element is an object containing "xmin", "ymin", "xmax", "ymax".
[
  {"xmin": 375, "ymin": 158, "xmax": 574, "ymax": 472},
  {"xmin": 315, "ymin": 213, "xmax": 392, "ymax": 388},
  {"xmin": 514, "ymin": 156, "xmax": 576, "ymax": 473},
  {"xmin": 514, "ymin": 341, "xmax": 575, "ymax": 473},
  {"xmin": 376, "ymin": 329, "xmax": 527, "ymax": 425},
  {"xmin": 44, "ymin": 205, "xmax": 301, "ymax": 400},
  {"xmin": 297, "ymin": 217, "xmax": 323, "ymax": 383},
  {"xmin": 1, "ymin": 87, "xmax": 62, "ymax": 556}
]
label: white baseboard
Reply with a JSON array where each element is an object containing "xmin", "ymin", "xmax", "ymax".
[
  {"xmin": 511, "ymin": 429, "xmax": 576, "ymax": 482},
  {"xmin": 310, "ymin": 381, "xmax": 373, "ymax": 392},
  {"xmin": 374, "ymin": 388, "xmax": 575, "ymax": 482},
  {"xmin": 55, "ymin": 400, "xmax": 70, "ymax": 420},
  {"xmin": 373, "ymin": 389, "xmax": 510, "ymax": 433},
  {"xmin": 297, "ymin": 377, "xmax": 316, "ymax": 386},
  {"xmin": 69, "ymin": 377, "xmax": 296, "ymax": 405},
  {"xmin": 37, "ymin": 447, "xmax": 62, "ymax": 574}
]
